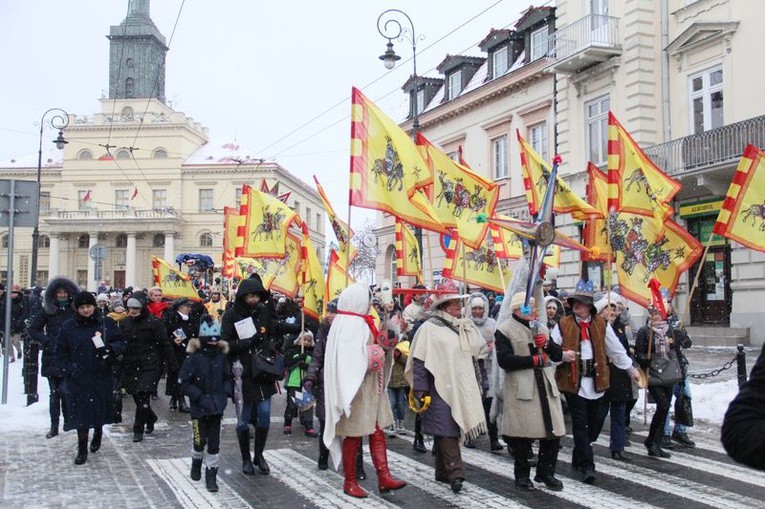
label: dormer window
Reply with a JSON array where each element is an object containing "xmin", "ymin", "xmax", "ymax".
[
  {"xmin": 447, "ymin": 71, "xmax": 462, "ymax": 100},
  {"xmin": 492, "ymin": 46, "xmax": 509, "ymax": 78},
  {"xmin": 530, "ymin": 27, "xmax": 549, "ymax": 61}
]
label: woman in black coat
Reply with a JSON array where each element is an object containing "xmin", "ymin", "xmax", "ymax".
[
  {"xmin": 162, "ymin": 298, "xmax": 200, "ymax": 413},
  {"xmin": 54, "ymin": 292, "xmax": 125, "ymax": 465},
  {"xmin": 119, "ymin": 296, "xmax": 176, "ymax": 442},
  {"xmin": 221, "ymin": 275, "xmax": 275, "ymax": 475},
  {"xmin": 27, "ymin": 276, "xmax": 78, "ymax": 439}
]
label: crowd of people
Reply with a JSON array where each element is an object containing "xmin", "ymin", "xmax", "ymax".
[{"xmin": 3, "ymin": 270, "xmax": 763, "ymax": 498}]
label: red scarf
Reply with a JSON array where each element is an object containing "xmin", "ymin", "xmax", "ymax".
[
  {"xmin": 336, "ymin": 309, "xmax": 379, "ymax": 339},
  {"xmin": 579, "ymin": 319, "xmax": 591, "ymax": 342}
]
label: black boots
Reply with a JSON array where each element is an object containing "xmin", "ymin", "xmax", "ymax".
[
  {"xmin": 205, "ymin": 467, "xmax": 219, "ymax": 492},
  {"xmin": 413, "ymin": 433, "xmax": 426, "ymax": 453},
  {"xmin": 74, "ymin": 429, "xmax": 89, "ymax": 465},
  {"xmin": 169, "ymin": 396, "xmax": 178, "ymax": 411},
  {"xmin": 46, "ymin": 424, "xmax": 59, "ymax": 439},
  {"xmin": 191, "ymin": 458, "xmax": 203, "ymax": 481},
  {"xmin": 132, "ymin": 424, "xmax": 144, "ymax": 443},
  {"xmin": 90, "ymin": 428, "xmax": 103, "ymax": 453},
  {"xmin": 253, "ymin": 427, "xmax": 270, "ymax": 474},
  {"xmin": 178, "ymin": 397, "xmax": 190, "ymax": 414},
  {"xmin": 237, "ymin": 428, "xmax": 255, "ymax": 475}
]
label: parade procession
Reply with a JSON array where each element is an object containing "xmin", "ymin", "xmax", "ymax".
[{"xmin": 2, "ymin": 1, "xmax": 765, "ymax": 508}]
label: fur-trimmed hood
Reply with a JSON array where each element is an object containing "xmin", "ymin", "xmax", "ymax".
[
  {"xmin": 186, "ymin": 337, "xmax": 229, "ymax": 354},
  {"xmin": 43, "ymin": 276, "xmax": 79, "ymax": 315}
]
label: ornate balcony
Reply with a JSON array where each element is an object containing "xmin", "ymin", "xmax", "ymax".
[
  {"xmin": 644, "ymin": 115, "xmax": 765, "ymax": 176},
  {"xmin": 546, "ymin": 14, "xmax": 621, "ymax": 74},
  {"xmin": 44, "ymin": 207, "xmax": 182, "ymax": 234}
]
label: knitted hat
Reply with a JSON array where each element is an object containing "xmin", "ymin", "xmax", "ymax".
[
  {"xmin": 595, "ymin": 297, "xmax": 617, "ymax": 315},
  {"xmin": 126, "ymin": 297, "xmax": 143, "ymax": 309},
  {"xmin": 509, "ymin": 292, "xmax": 535, "ymax": 312},
  {"xmin": 73, "ymin": 291, "xmax": 97, "ymax": 308},
  {"xmin": 96, "ymin": 293, "xmax": 109, "ymax": 302},
  {"xmin": 110, "ymin": 299, "xmax": 125, "ymax": 312},
  {"xmin": 470, "ymin": 297, "xmax": 485, "ymax": 309},
  {"xmin": 199, "ymin": 317, "xmax": 222, "ymax": 343}
]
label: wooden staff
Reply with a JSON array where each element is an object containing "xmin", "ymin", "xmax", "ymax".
[
  {"xmin": 682, "ymin": 230, "xmax": 715, "ymax": 320},
  {"xmin": 426, "ymin": 230, "xmax": 435, "ymax": 288},
  {"xmin": 495, "ymin": 254, "xmax": 507, "ymax": 294},
  {"xmin": 345, "ymin": 196, "xmax": 353, "ymax": 287}
]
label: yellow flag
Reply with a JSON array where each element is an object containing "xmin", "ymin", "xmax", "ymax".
[
  {"xmin": 349, "ymin": 87, "xmax": 445, "ymax": 233},
  {"xmin": 609, "ymin": 213, "xmax": 702, "ymax": 308},
  {"xmin": 239, "ymin": 184, "xmax": 301, "ymax": 258},
  {"xmin": 489, "ymin": 214, "xmax": 524, "ymax": 260},
  {"xmin": 417, "ymin": 133, "xmax": 499, "ymax": 249},
  {"xmin": 395, "ymin": 219, "xmax": 423, "ymax": 284},
  {"xmin": 222, "ymin": 206, "xmax": 240, "ymax": 278},
  {"xmin": 233, "ymin": 232, "xmax": 301, "ymax": 297},
  {"xmin": 544, "ymin": 244, "xmax": 561, "ymax": 269},
  {"xmin": 151, "ymin": 256, "xmax": 202, "ymax": 301},
  {"xmin": 714, "ymin": 144, "xmax": 765, "ymax": 253},
  {"xmin": 607, "ymin": 112, "xmax": 680, "ymax": 226},
  {"xmin": 300, "ymin": 223, "xmax": 326, "ymax": 320},
  {"xmin": 326, "ymin": 249, "xmax": 354, "ymax": 304},
  {"xmin": 582, "ymin": 163, "xmax": 612, "ymax": 262},
  {"xmin": 517, "ymin": 130, "xmax": 603, "ymax": 221},
  {"xmin": 441, "ymin": 232, "xmax": 510, "ymax": 294},
  {"xmin": 313, "ymin": 175, "xmax": 356, "ymax": 259}
]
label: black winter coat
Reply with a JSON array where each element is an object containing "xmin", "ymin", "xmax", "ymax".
[
  {"xmin": 304, "ymin": 318, "xmax": 330, "ymax": 421},
  {"xmin": 162, "ymin": 308, "xmax": 200, "ymax": 395},
  {"xmin": 0, "ymin": 294, "xmax": 30, "ymax": 334},
  {"xmin": 118, "ymin": 309, "xmax": 175, "ymax": 394},
  {"xmin": 27, "ymin": 276, "xmax": 79, "ymax": 378},
  {"xmin": 605, "ymin": 317, "xmax": 635, "ymax": 403},
  {"xmin": 722, "ymin": 343, "xmax": 765, "ymax": 471},
  {"xmin": 221, "ymin": 277, "xmax": 277, "ymax": 402},
  {"xmin": 179, "ymin": 338, "xmax": 232, "ymax": 418},
  {"xmin": 54, "ymin": 314, "xmax": 125, "ymax": 431}
]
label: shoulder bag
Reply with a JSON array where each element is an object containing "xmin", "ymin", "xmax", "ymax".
[
  {"xmin": 252, "ymin": 348, "xmax": 285, "ymax": 382},
  {"xmin": 647, "ymin": 328, "xmax": 683, "ymax": 387}
]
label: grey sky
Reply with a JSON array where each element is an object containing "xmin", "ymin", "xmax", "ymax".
[{"xmin": 0, "ymin": 0, "xmax": 535, "ymax": 232}]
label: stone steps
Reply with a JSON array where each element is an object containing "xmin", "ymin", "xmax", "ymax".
[{"xmin": 685, "ymin": 326, "xmax": 750, "ymax": 346}]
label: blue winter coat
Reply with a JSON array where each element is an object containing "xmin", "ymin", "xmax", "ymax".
[
  {"xmin": 54, "ymin": 314, "xmax": 125, "ymax": 431},
  {"xmin": 28, "ymin": 276, "xmax": 79, "ymax": 378},
  {"xmin": 179, "ymin": 338, "xmax": 232, "ymax": 419}
]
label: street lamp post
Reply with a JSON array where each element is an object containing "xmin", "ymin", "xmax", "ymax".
[
  {"xmin": 377, "ymin": 9, "xmax": 426, "ymax": 260},
  {"xmin": 31, "ymin": 108, "xmax": 69, "ymax": 288}
]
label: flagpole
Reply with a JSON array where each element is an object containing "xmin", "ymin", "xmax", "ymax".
[
  {"xmin": 495, "ymin": 255, "xmax": 507, "ymax": 294},
  {"xmin": 346, "ymin": 190, "xmax": 353, "ymax": 288},
  {"xmin": 426, "ymin": 231, "xmax": 434, "ymax": 288},
  {"xmin": 682, "ymin": 230, "xmax": 715, "ymax": 321},
  {"xmin": 461, "ymin": 240, "xmax": 468, "ymax": 301}
]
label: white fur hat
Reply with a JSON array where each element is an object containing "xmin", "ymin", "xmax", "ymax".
[{"xmin": 470, "ymin": 297, "xmax": 485, "ymax": 309}]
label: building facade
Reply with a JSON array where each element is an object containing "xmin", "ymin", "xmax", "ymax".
[
  {"xmin": 377, "ymin": 1, "xmax": 764, "ymax": 344},
  {"xmin": 0, "ymin": 1, "xmax": 325, "ymax": 292}
]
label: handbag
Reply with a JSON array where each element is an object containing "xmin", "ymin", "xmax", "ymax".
[
  {"xmin": 252, "ymin": 348, "xmax": 285, "ymax": 381},
  {"xmin": 647, "ymin": 329, "xmax": 683, "ymax": 387},
  {"xmin": 674, "ymin": 384, "xmax": 694, "ymax": 427}
]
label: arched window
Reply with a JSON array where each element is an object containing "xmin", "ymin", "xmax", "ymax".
[
  {"xmin": 39, "ymin": 235, "xmax": 51, "ymax": 248},
  {"xmin": 152, "ymin": 148, "xmax": 168, "ymax": 159},
  {"xmin": 386, "ymin": 244, "xmax": 397, "ymax": 284},
  {"xmin": 115, "ymin": 234, "xmax": 127, "ymax": 248},
  {"xmin": 199, "ymin": 233, "xmax": 213, "ymax": 247},
  {"xmin": 0, "ymin": 234, "xmax": 7, "ymax": 248},
  {"xmin": 77, "ymin": 149, "xmax": 93, "ymax": 160},
  {"xmin": 78, "ymin": 234, "xmax": 89, "ymax": 248},
  {"xmin": 121, "ymin": 106, "xmax": 134, "ymax": 120},
  {"xmin": 116, "ymin": 149, "xmax": 131, "ymax": 160},
  {"xmin": 125, "ymin": 77, "xmax": 134, "ymax": 98},
  {"xmin": 125, "ymin": 58, "xmax": 134, "ymax": 68},
  {"xmin": 152, "ymin": 233, "xmax": 165, "ymax": 248}
]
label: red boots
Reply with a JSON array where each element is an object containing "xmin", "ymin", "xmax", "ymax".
[
  {"xmin": 342, "ymin": 437, "xmax": 368, "ymax": 498},
  {"xmin": 369, "ymin": 427, "xmax": 407, "ymax": 493}
]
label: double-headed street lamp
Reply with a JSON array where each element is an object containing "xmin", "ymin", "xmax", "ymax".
[
  {"xmin": 377, "ymin": 9, "xmax": 426, "ymax": 260},
  {"xmin": 31, "ymin": 108, "xmax": 69, "ymax": 287}
]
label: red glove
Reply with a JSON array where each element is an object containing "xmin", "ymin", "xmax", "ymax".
[
  {"xmin": 532, "ymin": 353, "xmax": 549, "ymax": 368},
  {"xmin": 534, "ymin": 334, "xmax": 547, "ymax": 349}
]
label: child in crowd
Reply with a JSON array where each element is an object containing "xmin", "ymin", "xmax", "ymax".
[
  {"xmin": 283, "ymin": 331, "xmax": 318, "ymax": 437},
  {"xmin": 179, "ymin": 316, "xmax": 232, "ymax": 492}
]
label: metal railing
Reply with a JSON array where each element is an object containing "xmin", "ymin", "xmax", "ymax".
[
  {"xmin": 53, "ymin": 207, "xmax": 180, "ymax": 220},
  {"xmin": 547, "ymin": 14, "xmax": 620, "ymax": 61},
  {"xmin": 644, "ymin": 115, "xmax": 765, "ymax": 176}
]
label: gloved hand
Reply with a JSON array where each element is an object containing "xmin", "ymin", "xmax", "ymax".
[
  {"xmin": 534, "ymin": 334, "xmax": 547, "ymax": 349},
  {"xmin": 532, "ymin": 353, "xmax": 549, "ymax": 368},
  {"xmin": 302, "ymin": 380, "xmax": 314, "ymax": 392}
]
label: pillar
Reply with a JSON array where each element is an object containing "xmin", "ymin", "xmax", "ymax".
[
  {"xmin": 126, "ymin": 232, "xmax": 137, "ymax": 288},
  {"xmin": 47, "ymin": 234, "xmax": 60, "ymax": 281},
  {"xmin": 164, "ymin": 231, "xmax": 174, "ymax": 264},
  {"xmin": 87, "ymin": 233, "xmax": 98, "ymax": 291}
]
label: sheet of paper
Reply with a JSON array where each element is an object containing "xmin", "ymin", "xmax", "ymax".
[
  {"xmin": 234, "ymin": 317, "xmax": 257, "ymax": 339},
  {"xmin": 92, "ymin": 333, "xmax": 105, "ymax": 349}
]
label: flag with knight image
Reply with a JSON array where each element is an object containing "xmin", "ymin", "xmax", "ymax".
[
  {"xmin": 151, "ymin": 256, "xmax": 202, "ymax": 301},
  {"xmin": 582, "ymin": 162, "xmax": 612, "ymax": 263},
  {"xmin": 325, "ymin": 248, "xmax": 355, "ymax": 305},
  {"xmin": 417, "ymin": 133, "xmax": 499, "ymax": 249},
  {"xmin": 233, "ymin": 231, "xmax": 302, "ymax": 298},
  {"xmin": 713, "ymin": 144, "xmax": 765, "ymax": 253},
  {"xmin": 300, "ymin": 223, "xmax": 326, "ymax": 320},
  {"xmin": 517, "ymin": 129, "xmax": 603, "ymax": 221},
  {"xmin": 394, "ymin": 218, "xmax": 424, "ymax": 285},
  {"xmin": 489, "ymin": 214, "xmax": 525, "ymax": 260},
  {"xmin": 441, "ymin": 230, "xmax": 510, "ymax": 294},
  {"xmin": 313, "ymin": 175, "xmax": 358, "ymax": 263},
  {"xmin": 236, "ymin": 183, "xmax": 301, "ymax": 258},
  {"xmin": 607, "ymin": 111, "xmax": 681, "ymax": 230},
  {"xmin": 349, "ymin": 87, "xmax": 446, "ymax": 234},
  {"xmin": 222, "ymin": 206, "xmax": 240, "ymax": 278}
]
